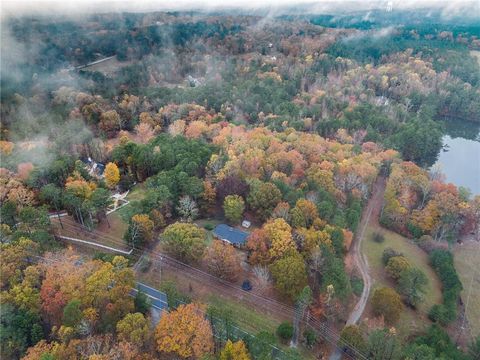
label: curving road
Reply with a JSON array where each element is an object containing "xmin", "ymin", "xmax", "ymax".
[{"xmin": 330, "ymin": 177, "xmax": 385, "ymax": 360}]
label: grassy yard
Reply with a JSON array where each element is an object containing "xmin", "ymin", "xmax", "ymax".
[
  {"xmin": 362, "ymin": 224, "xmax": 443, "ymax": 335},
  {"xmin": 454, "ymin": 240, "xmax": 480, "ymax": 338},
  {"xmin": 116, "ymin": 184, "xmax": 148, "ymax": 219},
  {"xmin": 194, "ymin": 218, "xmax": 223, "ymax": 244}
]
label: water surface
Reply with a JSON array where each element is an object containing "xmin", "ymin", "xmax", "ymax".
[{"xmin": 433, "ymin": 121, "xmax": 480, "ymax": 195}]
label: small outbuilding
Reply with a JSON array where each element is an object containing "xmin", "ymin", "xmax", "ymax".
[{"xmin": 212, "ymin": 224, "xmax": 249, "ymax": 247}]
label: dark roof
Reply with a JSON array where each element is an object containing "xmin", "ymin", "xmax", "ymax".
[{"xmin": 212, "ymin": 224, "xmax": 249, "ymax": 245}]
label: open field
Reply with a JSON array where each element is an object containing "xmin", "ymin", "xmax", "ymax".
[
  {"xmin": 362, "ymin": 224, "xmax": 443, "ymax": 335},
  {"xmin": 454, "ymin": 238, "xmax": 480, "ymax": 338}
]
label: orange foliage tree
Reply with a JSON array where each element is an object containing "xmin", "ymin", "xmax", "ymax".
[
  {"xmin": 203, "ymin": 240, "xmax": 241, "ymax": 281},
  {"xmin": 155, "ymin": 303, "xmax": 213, "ymax": 358}
]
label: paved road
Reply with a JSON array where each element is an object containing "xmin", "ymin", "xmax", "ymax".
[
  {"xmin": 131, "ymin": 282, "xmax": 168, "ymax": 325},
  {"xmin": 329, "ymin": 177, "xmax": 385, "ymax": 360}
]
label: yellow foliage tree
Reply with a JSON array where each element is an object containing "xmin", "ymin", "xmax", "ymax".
[
  {"xmin": 104, "ymin": 162, "xmax": 120, "ymax": 189},
  {"xmin": 219, "ymin": 340, "xmax": 251, "ymax": 360},
  {"xmin": 155, "ymin": 303, "xmax": 213, "ymax": 358},
  {"xmin": 264, "ymin": 218, "xmax": 295, "ymax": 260},
  {"xmin": 116, "ymin": 312, "xmax": 150, "ymax": 347}
]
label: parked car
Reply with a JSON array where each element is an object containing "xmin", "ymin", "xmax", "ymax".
[{"xmin": 241, "ymin": 279, "xmax": 252, "ymax": 291}]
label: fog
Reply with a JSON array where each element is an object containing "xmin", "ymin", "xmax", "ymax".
[{"xmin": 1, "ymin": 0, "xmax": 478, "ymax": 18}]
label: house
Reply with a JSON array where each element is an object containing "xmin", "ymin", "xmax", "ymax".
[
  {"xmin": 212, "ymin": 224, "xmax": 249, "ymax": 247},
  {"xmin": 82, "ymin": 157, "xmax": 105, "ymax": 178}
]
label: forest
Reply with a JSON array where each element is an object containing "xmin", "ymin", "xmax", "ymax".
[{"xmin": 1, "ymin": 4, "xmax": 480, "ymax": 360}]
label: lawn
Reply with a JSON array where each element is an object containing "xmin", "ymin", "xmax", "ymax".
[
  {"xmin": 194, "ymin": 218, "xmax": 223, "ymax": 244},
  {"xmin": 116, "ymin": 184, "xmax": 148, "ymax": 221},
  {"xmin": 362, "ymin": 224, "xmax": 443, "ymax": 335},
  {"xmin": 454, "ymin": 240, "xmax": 480, "ymax": 338}
]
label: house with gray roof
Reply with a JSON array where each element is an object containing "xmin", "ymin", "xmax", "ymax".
[{"xmin": 212, "ymin": 224, "xmax": 249, "ymax": 247}]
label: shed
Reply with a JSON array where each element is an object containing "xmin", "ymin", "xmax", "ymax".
[
  {"xmin": 212, "ymin": 224, "xmax": 249, "ymax": 246},
  {"xmin": 242, "ymin": 220, "xmax": 251, "ymax": 229}
]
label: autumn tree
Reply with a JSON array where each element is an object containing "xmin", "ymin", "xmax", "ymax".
[
  {"xmin": 265, "ymin": 218, "xmax": 296, "ymax": 261},
  {"xmin": 203, "ymin": 240, "xmax": 241, "ymax": 281},
  {"xmin": 104, "ymin": 162, "xmax": 120, "ymax": 189},
  {"xmin": 269, "ymin": 251, "xmax": 308, "ymax": 300},
  {"xmin": 150, "ymin": 209, "xmax": 166, "ymax": 230},
  {"xmin": 99, "ymin": 110, "xmax": 121, "ymax": 137},
  {"xmin": 124, "ymin": 214, "xmax": 154, "ymax": 247},
  {"xmin": 247, "ymin": 181, "xmax": 281, "ymax": 220},
  {"xmin": 155, "ymin": 303, "xmax": 213, "ymax": 358},
  {"xmin": 219, "ymin": 340, "xmax": 251, "ymax": 360},
  {"xmin": 135, "ymin": 122, "xmax": 155, "ymax": 144},
  {"xmin": 201, "ymin": 181, "xmax": 216, "ymax": 213},
  {"xmin": 83, "ymin": 256, "xmax": 135, "ymax": 330},
  {"xmin": 246, "ymin": 229, "xmax": 271, "ymax": 265},
  {"xmin": 385, "ymin": 256, "xmax": 410, "ymax": 281},
  {"xmin": 223, "ymin": 195, "xmax": 245, "ymax": 224},
  {"xmin": 1, "ymin": 237, "xmax": 39, "ymax": 289},
  {"xmin": 216, "ymin": 176, "xmax": 249, "ymax": 201},
  {"xmin": 371, "ymin": 287, "xmax": 403, "ymax": 325},
  {"xmin": 271, "ymin": 202, "xmax": 291, "ymax": 222},
  {"xmin": 116, "ymin": 312, "xmax": 150, "ymax": 348},
  {"xmin": 290, "ymin": 199, "xmax": 318, "ymax": 228},
  {"xmin": 162, "ymin": 222, "xmax": 207, "ymax": 263}
]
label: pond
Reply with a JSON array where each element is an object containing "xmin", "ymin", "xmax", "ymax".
[{"xmin": 432, "ymin": 120, "xmax": 480, "ymax": 195}]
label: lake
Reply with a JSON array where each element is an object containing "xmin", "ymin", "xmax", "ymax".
[{"xmin": 433, "ymin": 120, "xmax": 480, "ymax": 195}]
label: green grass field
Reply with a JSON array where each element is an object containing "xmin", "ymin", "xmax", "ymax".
[
  {"xmin": 362, "ymin": 224, "xmax": 443, "ymax": 334},
  {"xmin": 454, "ymin": 240, "xmax": 480, "ymax": 338},
  {"xmin": 116, "ymin": 184, "xmax": 148, "ymax": 221}
]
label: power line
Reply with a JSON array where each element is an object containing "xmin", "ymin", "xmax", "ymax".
[{"xmin": 51, "ymin": 220, "xmax": 368, "ymax": 359}]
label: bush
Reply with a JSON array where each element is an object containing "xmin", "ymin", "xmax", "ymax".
[
  {"xmin": 203, "ymin": 223, "xmax": 214, "ymax": 231},
  {"xmin": 159, "ymin": 281, "xmax": 191, "ymax": 309},
  {"xmin": 382, "ymin": 248, "xmax": 403, "ymax": 266},
  {"xmin": 385, "ymin": 256, "xmax": 410, "ymax": 281},
  {"xmin": 303, "ymin": 329, "xmax": 317, "ymax": 348},
  {"xmin": 372, "ymin": 232, "xmax": 385, "ymax": 243},
  {"xmin": 428, "ymin": 249, "xmax": 462, "ymax": 325},
  {"xmin": 276, "ymin": 322, "xmax": 294, "ymax": 342},
  {"xmin": 371, "ymin": 287, "xmax": 403, "ymax": 325},
  {"xmin": 134, "ymin": 291, "xmax": 151, "ymax": 314},
  {"xmin": 407, "ymin": 222, "xmax": 424, "ymax": 238},
  {"xmin": 350, "ymin": 276, "xmax": 364, "ymax": 297},
  {"xmin": 138, "ymin": 256, "xmax": 152, "ymax": 273}
]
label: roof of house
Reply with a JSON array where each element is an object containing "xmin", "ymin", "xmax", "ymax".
[{"xmin": 212, "ymin": 224, "xmax": 249, "ymax": 245}]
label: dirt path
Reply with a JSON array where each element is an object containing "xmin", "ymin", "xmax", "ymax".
[{"xmin": 330, "ymin": 176, "xmax": 386, "ymax": 360}]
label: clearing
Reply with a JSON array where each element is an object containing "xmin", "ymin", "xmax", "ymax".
[
  {"xmin": 362, "ymin": 224, "xmax": 443, "ymax": 335},
  {"xmin": 454, "ymin": 238, "xmax": 480, "ymax": 338}
]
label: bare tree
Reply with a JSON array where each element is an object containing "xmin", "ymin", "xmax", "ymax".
[{"xmin": 253, "ymin": 265, "xmax": 271, "ymax": 288}]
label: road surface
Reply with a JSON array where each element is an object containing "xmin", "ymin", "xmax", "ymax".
[{"xmin": 329, "ymin": 176, "xmax": 385, "ymax": 360}]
